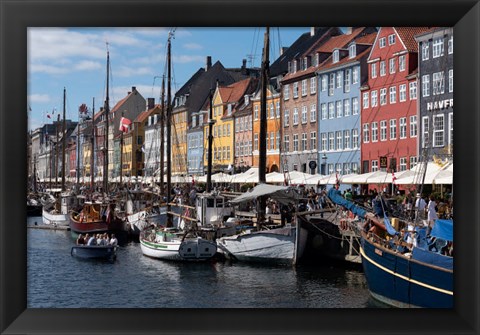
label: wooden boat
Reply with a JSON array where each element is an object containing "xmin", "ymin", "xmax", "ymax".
[
  {"xmin": 327, "ymin": 187, "xmax": 453, "ymax": 308},
  {"xmin": 71, "ymin": 245, "xmax": 117, "ymax": 262},
  {"xmin": 140, "ymin": 227, "xmax": 217, "ymax": 261}
]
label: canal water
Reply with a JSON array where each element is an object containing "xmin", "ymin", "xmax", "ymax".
[{"xmin": 27, "ymin": 216, "xmax": 379, "ymax": 308}]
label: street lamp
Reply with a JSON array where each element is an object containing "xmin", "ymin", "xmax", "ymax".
[{"xmin": 321, "ymin": 153, "xmax": 327, "ymax": 175}]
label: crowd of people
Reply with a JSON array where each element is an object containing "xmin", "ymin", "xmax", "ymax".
[{"xmin": 76, "ymin": 233, "xmax": 118, "ymax": 246}]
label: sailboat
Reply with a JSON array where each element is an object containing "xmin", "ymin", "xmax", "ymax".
[
  {"xmin": 42, "ymin": 88, "xmax": 82, "ymax": 226},
  {"xmin": 216, "ymin": 28, "xmax": 308, "ymax": 265},
  {"xmin": 139, "ymin": 29, "xmax": 217, "ymax": 261},
  {"xmin": 69, "ymin": 48, "xmax": 130, "ymax": 243}
]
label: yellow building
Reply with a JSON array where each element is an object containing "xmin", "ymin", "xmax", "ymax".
[
  {"xmin": 171, "ymin": 106, "xmax": 188, "ymax": 176},
  {"xmin": 204, "ymin": 79, "xmax": 254, "ymax": 173},
  {"xmin": 252, "ymin": 84, "xmax": 281, "ymax": 173}
]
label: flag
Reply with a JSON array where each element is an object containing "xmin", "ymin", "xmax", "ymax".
[
  {"xmin": 47, "ymin": 114, "xmax": 51, "ymax": 119},
  {"xmin": 79, "ymin": 103, "xmax": 89, "ymax": 114},
  {"xmin": 392, "ymin": 171, "xmax": 397, "ymax": 184},
  {"xmin": 119, "ymin": 116, "xmax": 132, "ymax": 132}
]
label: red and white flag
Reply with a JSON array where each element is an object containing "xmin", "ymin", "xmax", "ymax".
[
  {"xmin": 392, "ymin": 171, "xmax": 397, "ymax": 184},
  {"xmin": 79, "ymin": 103, "xmax": 89, "ymax": 114},
  {"xmin": 119, "ymin": 117, "xmax": 132, "ymax": 132}
]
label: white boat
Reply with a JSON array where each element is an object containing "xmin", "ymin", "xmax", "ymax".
[
  {"xmin": 42, "ymin": 191, "xmax": 84, "ymax": 226},
  {"xmin": 139, "ymin": 227, "xmax": 217, "ymax": 261}
]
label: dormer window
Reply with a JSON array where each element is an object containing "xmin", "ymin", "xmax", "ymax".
[
  {"xmin": 379, "ymin": 37, "xmax": 386, "ymax": 48},
  {"xmin": 302, "ymin": 57, "xmax": 308, "ymax": 70},
  {"xmin": 388, "ymin": 34, "xmax": 396, "ymax": 45},
  {"xmin": 244, "ymin": 95, "xmax": 250, "ymax": 105},
  {"xmin": 192, "ymin": 115, "xmax": 197, "ymax": 128},
  {"xmin": 227, "ymin": 104, "xmax": 232, "ymax": 115},
  {"xmin": 332, "ymin": 50, "xmax": 339, "ymax": 63},
  {"xmin": 349, "ymin": 44, "xmax": 356, "ymax": 58},
  {"xmin": 315, "ymin": 53, "xmax": 319, "ymax": 67},
  {"xmin": 293, "ymin": 60, "xmax": 297, "ymax": 73}
]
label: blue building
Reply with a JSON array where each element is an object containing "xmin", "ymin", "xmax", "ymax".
[{"xmin": 317, "ymin": 30, "xmax": 376, "ymax": 179}]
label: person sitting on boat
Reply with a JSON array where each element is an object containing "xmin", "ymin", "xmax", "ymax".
[
  {"xmin": 87, "ymin": 234, "xmax": 97, "ymax": 246},
  {"xmin": 76, "ymin": 234, "xmax": 85, "ymax": 245},
  {"xmin": 109, "ymin": 234, "xmax": 118, "ymax": 246},
  {"xmin": 97, "ymin": 233, "xmax": 108, "ymax": 246}
]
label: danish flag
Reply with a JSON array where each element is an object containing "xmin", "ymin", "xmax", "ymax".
[{"xmin": 119, "ymin": 117, "xmax": 132, "ymax": 132}]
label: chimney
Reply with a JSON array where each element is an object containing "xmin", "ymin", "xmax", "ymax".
[
  {"xmin": 206, "ymin": 56, "xmax": 212, "ymax": 71},
  {"xmin": 147, "ymin": 98, "xmax": 155, "ymax": 109},
  {"xmin": 311, "ymin": 27, "xmax": 316, "ymax": 36},
  {"xmin": 345, "ymin": 27, "xmax": 352, "ymax": 35},
  {"xmin": 241, "ymin": 59, "xmax": 247, "ymax": 74}
]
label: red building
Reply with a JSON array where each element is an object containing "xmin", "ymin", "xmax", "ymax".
[{"xmin": 361, "ymin": 27, "xmax": 431, "ymax": 175}]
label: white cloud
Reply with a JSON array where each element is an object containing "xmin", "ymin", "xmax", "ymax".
[
  {"xmin": 29, "ymin": 94, "xmax": 51, "ymax": 103},
  {"xmin": 173, "ymin": 55, "xmax": 204, "ymax": 64},
  {"xmin": 114, "ymin": 66, "xmax": 153, "ymax": 78},
  {"xmin": 183, "ymin": 43, "xmax": 202, "ymax": 50},
  {"xmin": 74, "ymin": 61, "xmax": 102, "ymax": 71},
  {"xmin": 30, "ymin": 63, "xmax": 69, "ymax": 75}
]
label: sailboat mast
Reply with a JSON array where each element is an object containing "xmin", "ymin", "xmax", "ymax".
[
  {"xmin": 120, "ymin": 111, "xmax": 124, "ymax": 185},
  {"xmin": 166, "ymin": 31, "xmax": 173, "ymax": 227},
  {"xmin": 206, "ymin": 91, "xmax": 214, "ymax": 192},
  {"xmin": 259, "ymin": 27, "xmax": 269, "ymax": 184},
  {"xmin": 62, "ymin": 87, "xmax": 66, "ymax": 191},
  {"xmin": 103, "ymin": 48, "xmax": 110, "ymax": 194},
  {"xmin": 55, "ymin": 114, "xmax": 60, "ymax": 186},
  {"xmin": 160, "ymin": 76, "xmax": 165, "ymax": 195},
  {"xmin": 91, "ymin": 98, "xmax": 95, "ymax": 190}
]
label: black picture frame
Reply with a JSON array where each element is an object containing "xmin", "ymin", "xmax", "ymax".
[{"xmin": 1, "ymin": 0, "xmax": 479, "ymax": 334}]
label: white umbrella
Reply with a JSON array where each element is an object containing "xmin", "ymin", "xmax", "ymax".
[
  {"xmin": 266, "ymin": 172, "xmax": 285, "ymax": 183},
  {"xmin": 394, "ymin": 161, "xmax": 449, "ymax": 185}
]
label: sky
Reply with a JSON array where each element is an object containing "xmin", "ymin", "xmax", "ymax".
[{"xmin": 27, "ymin": 27, "xmax": 311, "ymax": 131}]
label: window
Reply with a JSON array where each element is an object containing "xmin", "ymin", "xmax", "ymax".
[
  {"xmin": 372, "ymin": 160, "xmax": 378, "ymax": 172},
  {"xmin": 399, "ymin": 84, "xmax": 407, "ymax": 102},
  {"xmin": 380, "ymin": 120, "xmax": 387, "ymax": 141},
  {"xmin": 449, "ymin": 69, "xmax": 453, "ymax": 92},
  {"xmin": 433, "ymin": 115, "xmax": 445, "ymax": 147},
  {"xmin": 351, "ymin": 67, "xmax": 358, "ymax": 85},
  {"xmin": 390, "ymin": 119, "xmax": 397, "ymax": 140},
  {"xmin": 269, "ymin": 103, "xmax": 274, "ymax": 118},
  {"xmin": 254, "ymin": 105, "xmax": 259, "ymax": 120},
  {"xmin": 422, "ymin": 75, "xmax": 430, "ymax": 97},
  {"xmin": 388, "ymin": 34, "xmax": 396, "ymax": 45},
  {"xmin": 448, "ymin": 112, "xmax": 453, "ymax": 151},
  {"xmin": 284, "ymin": 135, "xmax": 290, "ymax": 152},
  {"xmin": 293, "ymin": 60, "xmax": 297, "ymax": 73},
  {"xmin": 310, "ymin": 77, "xmax": 316, "ymax": 94},
  {"xmin": 293, "ymin": 134, "xmax": 299, "ymax": 152},
  {"xmin": 448, "ymin": 36, "xmax": 453, "ymax": 54},
  {"xmin": 254, "ymin": 133, "xmax": 258, "ymax": 151},
  {"xmin": 422, "ymin": 42, "xmax": 429, "ymax": 61},
  {"xmin": 301, "ymin": 133, "xmax": 307, "ymax": 151},
  {"xmin": 336, "ymin": 71, "xmax": 343, "ymax": 88},
  {"xmin": 344, "ymin": 99, "xmax": 351, "ymax": 117},
  {"xmin": 336, "ymin": 100, "xmax": 343, "ymax": 118},
  {"xmin": 310, "ymin": 131, "xmax": 317, "ymax": 150},
  {"xmin": 344, "ymin": 69, "xmax": 351, "ymax": 92},
  {"xmin": 321, "ymin": 103, "xmax": 327, "ymax": 120},
  {"xmin": 379, "ymin": 37, "xmax": 386, "ymax": 48},
  {"xmin": 352, "ymin": 129, "xmax": 359, "ymax": 149},
  {"xmin": 410, "ymin": 156, "xmax": 417, "ymax": 169},
  {"xmin": 422, "ymin": 116, "xmax": 429, "ymax": 148},
  {"xmin": 400, "ymin": 117, "xmax": 407, "ymax": 139},
  {"xmin": 276, "ymin": 132, "xmax": 280, "ymax": 150},
  {"xmin": 371, "ymin": 90, "xmax": 378, "ymax": 107},
  {"xmin": 380, "ymin": 61, "xmax": 386, "ymax": 76},
  {"xmin": 389, "ymin": 86, "xmax": 396, "ymax": 104},
  {"xmin": 310, "ymin": 104, "xmax": 316, "ymax": 122},
  {"xmin": 409, "ymin": 81, "xmax": 417, "ymax": 100},
  {"xmin": 302, "ymin": 57, "xmax": 308, "ymax": 70},
  {"xmin": 410, "ymin": 115, "xmax": 417, "ymax": 137},
  {"xmin": 362, "ymin": 92, "xmax": 369, "ymax": 109},
  {"xmin": 389, "ymin": 57, "xmax": 396, "ymax": 74},
  {"xmin": 336, "ymin": 131, "xmax": 343, "ymax": 150},
  {"xmin": 293, "ymin": 108, "xmax": 299, "ymax": 125},
  {"xmin": 321, "ymin": 75, "xmax": 327, "ymax": 91},
  {"xmin": 363, "ymin": 123, "xmax": 370, "ymax": 143},
  {"xmin": 352, "ymin": 97, "xmax": 359, "ymax": 115},
  {"xmin": 433, "ymin": 37, "xmax": 444, "ymax": 58},
  {"xmin": 328, "ymin": 73, "xmax": 335, "ymax": 96},
  {"xmin": 349, "ymin": 43, "xmax": 356, "ymax": 58},
  {"xmin": 270, "ymin": 131, "xmax": 275, "ymax": 149},
  {"xmin": 301, "ymin": 106, "xmax": 308, "ymax": 124},
  {"xmin": 433, "ymin": 71, "xmax": 445, "ymax": 95},
  {"xmin": 328, "ymin": 102, "xmax": 335, "ymax": 119},
  {"xmin": 400, "ymin": 157, "xmax": 407, "ymax": 171},
  {"xmin": 293, "ymin": 82, "xmax": 299, "ymax": 98},
  {"xmin": 371, "ymin": 62, "xmax": 377, "ymax": 78},
  {"xmin": 343, "ymin": 163, "xmax": 350, "ymax": 175},
  {"xmin": 344, "ymin": 130, "xmax": 351, "ymax": 149},
  {"xmin": 380, "ymin": 88, "xmax": 387, "ymax": 105},
  {"xmin": 321, "ymin": 133, "xmax": 327, "ymax": 151},
  {"xmin": 333, "ymin": 50, "xmax": 339, "ymax": 63},
  {"xmin": 276, "ymin": 101, "xmax": 280, "ymax": 118},
  {"xmin": 371, "ymin": 122, "xmax": 378, "ymax": 142},
  {"xmin": 301, "ymin": 79, "xmax": 307, "ymax": 96},
  {"xmin": 328, "ymin": 132, "xmax": 335, "ymax": 150},
  {"xmin": 328, "ymin": 164, "xmax": 334, "ymax": 174},
  {"xmin": 399, "ymin": 55, "xmax": 406, "ymax": 71}
]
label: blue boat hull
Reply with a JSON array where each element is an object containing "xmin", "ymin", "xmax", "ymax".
[
  {"xmin": 71, "ymin": 245, "xmax": 117, "ymax": 262},
  {"xmin": 360, "ymin": 235, "xmax": 453, "ymax": 308}
]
